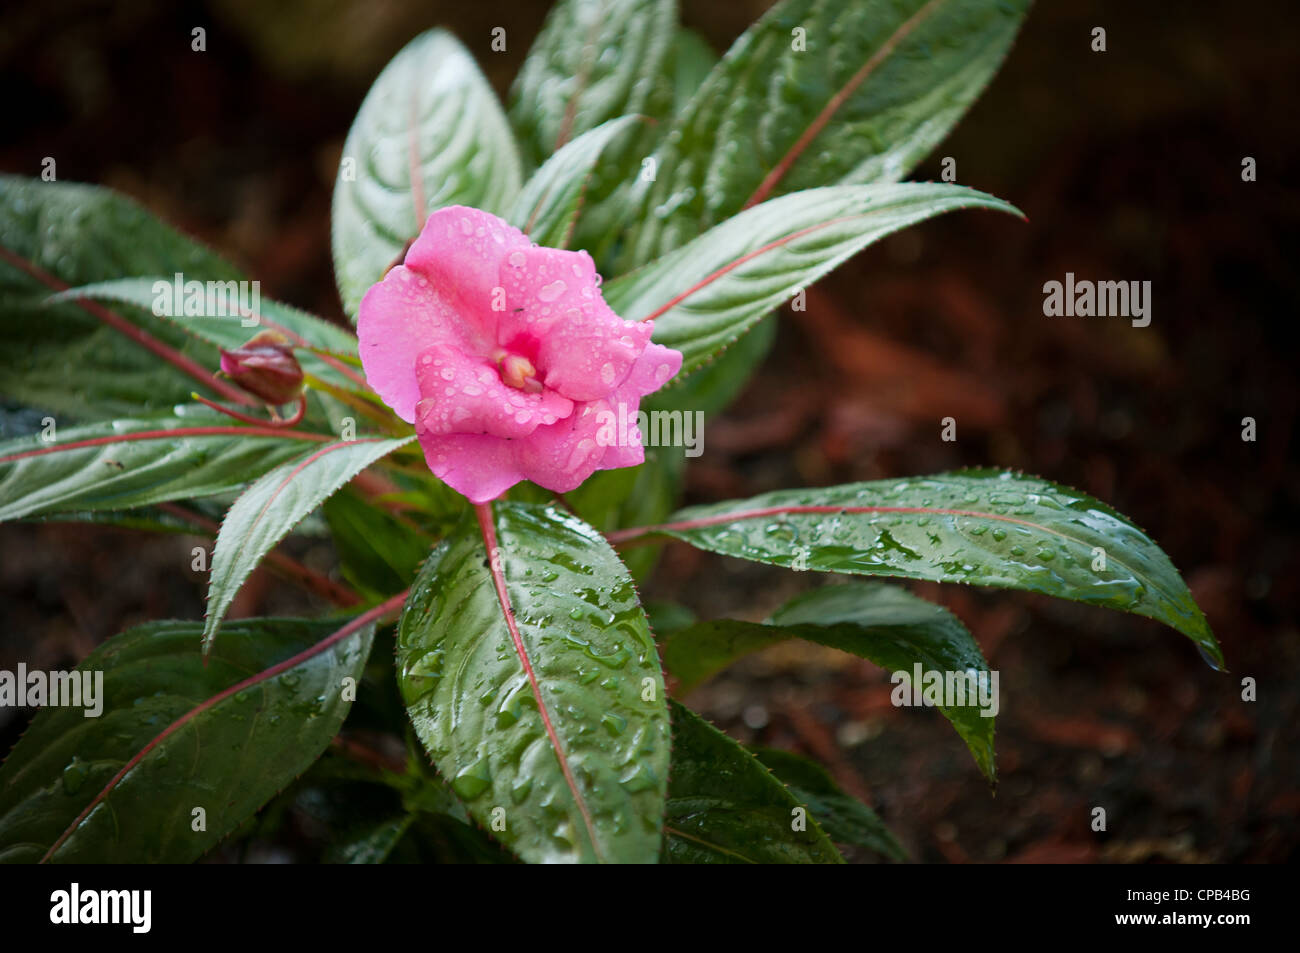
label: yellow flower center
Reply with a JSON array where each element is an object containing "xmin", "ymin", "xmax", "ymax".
[{"xmin": 497, "ymin": 351, "xmax": 542, "ymax": 393}]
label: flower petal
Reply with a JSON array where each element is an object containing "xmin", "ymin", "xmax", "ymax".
[
  {"xmin": 405, "ymin": 206, "xmax": 531, "ymax": 339},
  {"xmin": 413, "ymin": 342, "xmax": 572, "ymax": 440},
  {"xmin": 358, "ymin": 207, "xmax": 529, "ymax": 423},
  {"xmin": 498, "ymin": 245, "xmax": 651, "ymax": 402},
  {"xmin": 416, "ymin": 431, "xmax": 525, "ymax": 504},
  {"xmin": 515, "ymin": 401, "xmax": 613, "ymax": 493},
  {"xmin": 357, "ymin": 205, "xmax": 684, "ymax": 502},
  {"xmin": 357, "ymin": 269, "xmax": 481, "ymax": 424},
  {"xmin": 617, "ymin": 340, "xmax": 683, "ymax": 399}
]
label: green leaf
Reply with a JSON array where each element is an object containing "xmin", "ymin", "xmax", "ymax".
[
  {"xmin": 50, "ymin": 277, "xmax": 364, "ymax": 393},
  {"xmin": 325, "ymin": 814, "xmax": 415, "ymax": 864},
  {"xmin": 662, "ymin": 701, "xmax": 842, "ymax": 864},
  {"xmin": 322, "ymin": 487, "xmax": 431, "ymax": 600},
  {"xmin": 396, "ymin": 502, "xmax": 670, "ymax": 864},
  {"xmin": 331, "ymin": 29, "xmax": 523, "ymax": 319},
  {"xmin": 603, "ymin": 183, "xmax": 1019, "ymax": 379},
  {"xmin": 573, "ymin": 448, "xmax": 685, "ymax": 582},
  {"xmin": 663, "ymin": 581, "xmax": 996, "ymax": 780},
  {"xmin": 754, "ymin": 747, "xmax": 906, "ymax": 860},
  {"xmin": 645, "ymin": 600, "xmax": 696, "ymax": 636},
  {"xmin": 0, "ymin": 176, "xmax": 242, "ymax": 419},
  {"xmin": 621, "ymin": 0, "xmax": 1030, "ymax": 265},
  {"xmin": 641, "ymin": 470, "xmax": 1224, "ymax": 668},
  {"xmin": 667, "ymin": 29, "xmax": 717, "ymax": 113},
  {"xmin": 203, "ymin": 436, "xmax": 414, "ymax": 650},
  {"xmin": 508, "ymin": 0, "xmax": 676, "ymax": 168},
  {"xmin": 513, "ymin": 2, "xmax": 684, "ymax": 269},
  {"xmin": 22, "ymin": 502, "xmax": 219, "ymax": 536},
  {"xmin": 509, "ymin": 116, "xmax": 641, "ymax": 249},
  {"xmin": 0, "ymin": 616, "xmax": 375, "ymax": 863},
  {"xmin": 0, "ymin": 408, "xmax": 326, "ymax": 522},
  {"xmin": 404, "ymin": 813, "xmax": 521, "ymax": 864},
  {"xmin": 644, "ymin": 311, "xmax": 776, "ymax": 417}
]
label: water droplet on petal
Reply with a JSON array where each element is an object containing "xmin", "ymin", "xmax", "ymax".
[{"xmin": 537, "ymin": 280, "xmax": 567, "ymax": 303}]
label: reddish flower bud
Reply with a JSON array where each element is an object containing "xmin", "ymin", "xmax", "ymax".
[{"xmin": 218, "ymin": 330, "xmax": 304, "ymax": 405}]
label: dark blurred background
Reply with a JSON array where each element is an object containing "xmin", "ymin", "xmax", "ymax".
[{"xmin": 1, "ymin": 0, "xmax": 1296, "ymax": 862}]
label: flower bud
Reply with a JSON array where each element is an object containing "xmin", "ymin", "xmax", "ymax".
[{"xmin": 218, "ymin": 330, "xmax": 304, "ymax": 405}]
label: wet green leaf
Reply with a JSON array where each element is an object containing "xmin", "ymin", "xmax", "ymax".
[
  {"xmin": 621, "ymin": 0, "xmax": 1030, "ymax": 265},
  {"xmin": 651, "ymin": 470, "xmax": 1223, "ymax": 667},
  {"xmin": 332, "ymin": 30, "xmax": 522, "ymax": 319},
  {"xmin": 755, "ymin": 747, "xmax": 905, "ymax": 860},
  {"xmin": 50, "ymin": 277, "xmax": 363, "ymax": 393},
  {"xmin": 203, "ymin": 436, "xmax": 414, "ymax": 650},
  {"xmin": 396, "ymin": 502, "xmax": 670, "ymax": 864},
  {"xmin": 0, "ymin": 176, "xmax": 242, "ymax": 420},
  {"xmin": 0, "ymin": 408, "xmax": 321, "ymax": 522},
  {"xmin": 509, "ymin": 116, "xmax": 641, "ymax": 248},
  {"xmin": 0, "ymin": 616, "xmax": 374, "ymax": 863},
  {"xmin": 603, "ymin": 183, "xmax": 1019, "ymax": 379},
  {"xmin": 663, "ymin": 582, "xmax": 996, "ymax": 780},
  {"xmin": 662, "ymin": 701, "xmax": 842, "ymax": 863},
  {"xmin": 509, "ymin": 0, "xmax": 676, "ymax": 168}
]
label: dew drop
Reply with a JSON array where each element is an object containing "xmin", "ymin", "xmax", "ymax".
[
  {"xmin": 451, "ymin": 759, "xmax": 493, "ymax": 799},
  {"xmin": 537, "ymin": 280, "xmax": 567, "ymax": 303}
]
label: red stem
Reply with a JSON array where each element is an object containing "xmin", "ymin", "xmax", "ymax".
[
  {"xmin": 0, "ymin": 244, "xmax": 257, "ymax": 406},
  {"xmin": 474, "ymin": 501, "xmax": 604, "ymax": 861},
  {"xmin": 190, "ymin": 393, "xmax": 307, "ymax": 428},
  {"xmin": 39, "ymin": 591, "xmax": 408, "ymax": 863},
  {"xmin": 330, "ymin": 735, "xmax": 407, "ymax": 774}
]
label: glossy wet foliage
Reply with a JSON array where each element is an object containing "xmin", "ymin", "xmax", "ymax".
[
  {"xmin": 0, "ymin": 619, "xmax": 373, "ymax": 863},
  {"xmin": 397, "ymin": 503, "xmax": 670, "ymax": 863},
  {"xmin": 0, "ymin": 0, "xmax": 1222, "ymax": 865}
]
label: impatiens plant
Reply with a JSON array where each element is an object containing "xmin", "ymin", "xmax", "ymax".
[{"xmin": 0, "ymin": 0, "xmax": 1222, "ymax": 864}]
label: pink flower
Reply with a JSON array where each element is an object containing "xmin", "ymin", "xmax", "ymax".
[{"xmin": 357, "ymin": 206, "xmax": 682, "ymax": 503}]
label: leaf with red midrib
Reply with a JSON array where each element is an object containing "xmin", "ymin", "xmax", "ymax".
[
  {"xmin": 331, "ymin": 29, "xmax": 522, "ymax": 320},
  {"xmin": 0, "ymin": 608, "xmax": 392, "ymax": 863},
  {"xmin": 610, "ymin": 470, "xmax": 1224, "ymax": 669},
  {"xmin": 396, "ymin": 502, "xmax": 670, "ymax": 864},
  {"xmin": 202, "ymin": 435, "xmax": 414, "ymax": 653},
  {"xmin": 603, "ymin": 183, "xmax": 1021, "ymax": 380},
  {"xmin": 0, "ymin": 411, "xmax": 332, "ymax": 522},
  {"xmin": 619, "ymin": 0, "xmax": 1030, "ymax": 267},
  {"xmin": 0, "ymin": 175, "xmax": 258, "ymax": 417},
  {"xmin": 508, "ymin": 0, "xmax": 675, "ymax": 168}
]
